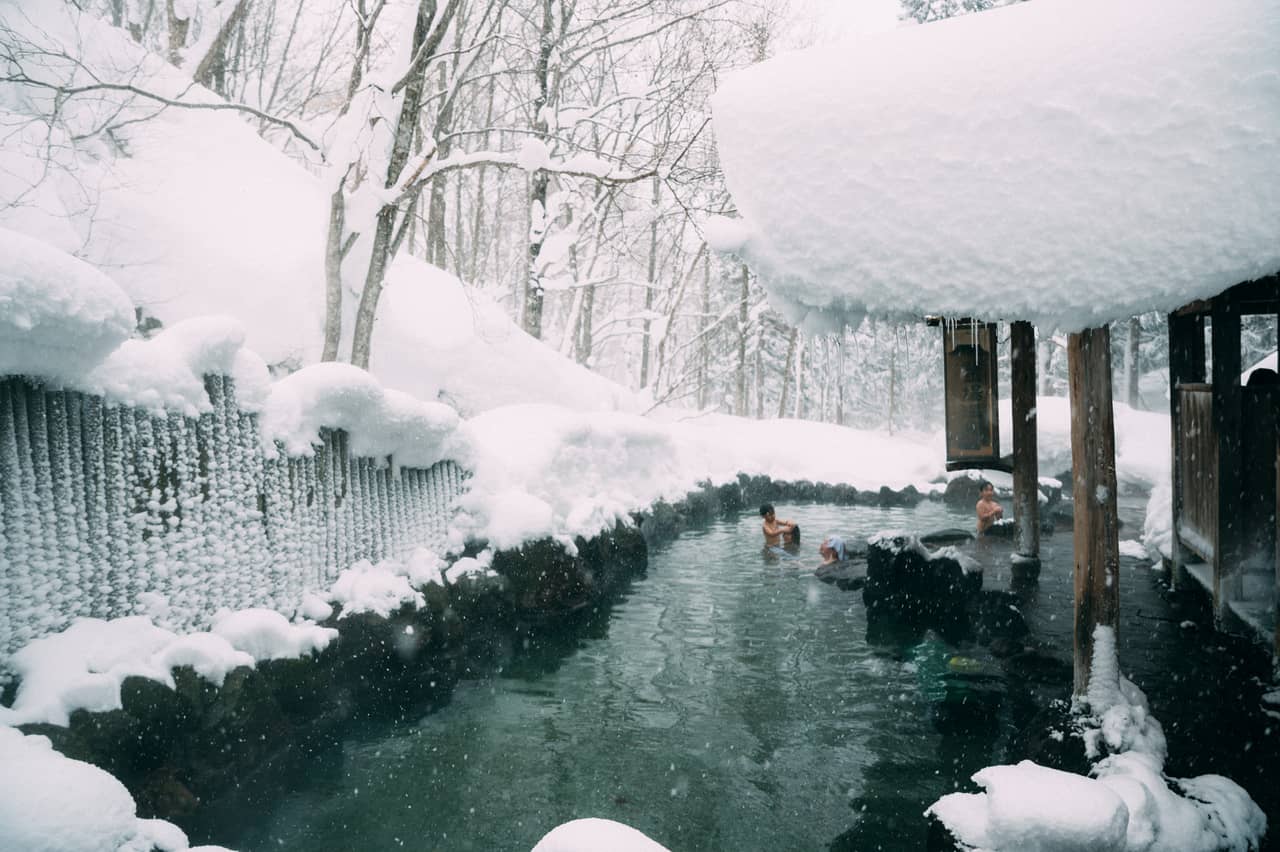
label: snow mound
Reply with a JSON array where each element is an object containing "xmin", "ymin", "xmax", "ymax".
[
  {"xmin": 85, "ymin": 316, "xmax": 271, "ymax": 415},
  {"xmin": 0, "ymin": 727, "xmax": 228, "ymax": 852},
  {"xmin": 712, "ymin": 0, "xmax": 1280, "ymax": 332},
  {"xmin": 0, "ymin": 611, "xmax": 334, "ymax": 728},
  {"xmin": 929, "ymin": 626, "xmax": 1266, "ymax": 851},
  {"xmin": 0, "ymin": 227, "xmax": 135, "ymax": 382},
  {"xmin": 328, "ymin": 560, "xmax": 427, "ymax": 619},
  {"xmin": 260, "ymin": 362, "xmax": 460, "ymax": 468},
  {"xmin": 532, "ymin": 818, "xmax": 670, "ymax": 852},
  {"xmin": 211, "ymin": 609, "xmax": 336, "ymax": 661}
]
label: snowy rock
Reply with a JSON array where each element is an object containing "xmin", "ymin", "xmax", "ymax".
[
  {"xmin": 0, "ymin": 726, "xmax": 201, "ymax": 852},
  {"xmin": 211, "ymin": 608, "xmax": 336, "ymax": 661},
  {"xmin": 0, "ymin": 227, "xmax": 135, "ymax": 382},
  {"xmin": 928, "ymin": 760, "xmax": 1130, "ymax": 852},
  {"xmin": 712, "ymin": 0, "xmax": 1280, "ymax": 332},
  {"xmin": 328, "ymin": 560, "xmax": 426, "ymax": 619},
  {"xmin": 531, "ymin": 818, "xmax": 670, "ymax": 852}
]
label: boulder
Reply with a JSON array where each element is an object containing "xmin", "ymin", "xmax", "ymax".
[
  {"xmin": 920, "ymin": 528, "xmax": 975, "ymax": 547},
  {"xmin": 943, "ymin": 475, "xmax": 984, "ymax": 508},
  {"xmin": 864, "ymin": 534, "xmax": 982, "ymax": 619},
  {"xmin": 815, "ymin": 559, "xmax": 868, "ymax": 590}
]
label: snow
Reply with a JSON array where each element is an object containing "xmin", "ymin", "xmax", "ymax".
[
  {"xmin": 1118, "ymin": 540, "xmax": 1149, "ymax": 561},
  {"xmin": 712, "ymin": 0, "xmax": 1280, "ymax": 333},
  {"xmin": 0, "ymin": 228, "xmax": 135, "ymax": 383},
  {"xmin": 0, "ymin": 612, "xmax": 334, "ymax": 727},
  {"xmin": 85, "ymin": 316, "xmax": 272, "ymax": 416},
  {"xmin": 928, "ymin": 625, "xmax": 1266, "ymax": 851},
  {"xmin": 259, "ymin": 362, "xmax": 459, "ymax": 469},
  {"xmin": 532, "ymin": 818, "xmax": 670, "ymax": 852},
  {"xmin": 1141, "ymin": 479, "xmax": 1173, "ymax": 560},
  {"xmin": 328, "ymin": 559, "xmax": 427, "ymax": 618},
  {"xmin": 210, "ymin": 609, "xmax": 336, "ymax": 661},
  {"xmin": 0, "ymin": 727, "xmax": 228, "ymax": 852}
]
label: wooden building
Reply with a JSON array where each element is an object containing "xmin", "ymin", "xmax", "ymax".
[{"xmin": 1167, "ymin": 275, "xmax": 1280, "ymax": 654}]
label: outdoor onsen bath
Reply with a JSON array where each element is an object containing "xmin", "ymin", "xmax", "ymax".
[{"xmin": 2, "ymin": 0, "xmax": 1279, "ymax": 849}]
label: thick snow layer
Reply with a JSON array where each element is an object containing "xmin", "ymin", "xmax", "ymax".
[
  {"xmin": 0, "ymin": 228, "xmax": 135, "ymax": 382},
  {"xmin": 85, "ymin": 316, "xmax": 271, "ymax": 415},
  {"xmin": 0, "ymin": 727, "xmax": 230, "ymax": 852},
  {"xmin": 0, "ymin": 612, "xmax": 334, "ymax": 727},
  {"xmin": 1141, "ymin": 479, "xmax": 1173, "ymax": 560},
  {"xmin": 712, "ymin": 0, "xmax": 1280, "ymax": 333},
  {"xmin": 260, "ymin": 362, "xmax": 459, "ymax": 468},
  {"xmin": 531, "ymin": 818, "xmax": 670, "ymax": 852}
]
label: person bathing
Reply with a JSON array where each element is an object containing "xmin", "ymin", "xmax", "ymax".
[
  {"xmin": 819, "ymin": 535, "xmax": 847, "ymax": 565},
  {"xmin": 976, "ymin": 480, "xmax": 1004, "ymax": 534},
  {"xmin": 760, "ymin": 504, "xmax": 800, "ymax": 547}
]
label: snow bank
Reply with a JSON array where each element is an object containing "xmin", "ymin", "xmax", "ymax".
[
  {"xmin": 0, "ymin": 228, "xmax": 135, "ymax": 382},
  {"xmin": 372, "ymin": 255, "xmax": 642, "ymax": 415},
  {"xmin": 0, "ymin": 613, "xmax": 334, "ymax": 728},
  {"xmin": 1000, "ymin": 397, "xmax": 1169, "ymax": 488},
  {"xmin": 531, "ymin": 818, "xmax": 670, "ymax": 852},
  {"xmin": 1142, "ymin": 480, "xmax": 1174, "ymax": 560},
  {"xmin": 85, "ymin": 316, "xmax": 271, "ymax": 415},
  {"xmin": 712, "ymin": 0, "xmax": 1280, "ymax": 333},
  {"xmin": 0, "ymin": 727, "xmax": 234, "ymax": 852},
  {"xmin": 928, "ymin": 626, "xmax": 1266, "ymax": 851},
  {"xmin": 260, "ymin": 362, "xmax": 460, "ymax": 468}
]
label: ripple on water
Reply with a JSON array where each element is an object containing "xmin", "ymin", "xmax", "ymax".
[{"xmin": 222, "ymin": 501, "xmax": 1013, "ymax": 852}]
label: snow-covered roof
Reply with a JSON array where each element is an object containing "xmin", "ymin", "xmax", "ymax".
[{"xmin": 710, "ymin": 0, "xmax": 1280, "ymax": 333}]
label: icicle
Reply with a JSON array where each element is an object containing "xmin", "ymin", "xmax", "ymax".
[
  {"xmin": 62, "ymin": 392, "xmax": 93, "ymax": 619},
  {"xmin": 320, "ymin": 430, "xmax": 339, "ymax": 581},
  {"xmin": 0, "ymin": 380, "xmax": 23, "ymax": 658}
]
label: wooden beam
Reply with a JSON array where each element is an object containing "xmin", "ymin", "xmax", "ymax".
[
  {"xmin": 1167, "ymin": 312, "xmax": 1201, "ymax": 585},
  {"xmin": 1010, "ymin": 320, "xmax": 1040, "ymax": 571},
  {"xmin": 1069, "ymin": 326, "xmax": 1121, "ymax": 697},
  {"xmin": 1211, "ymin": 294, "xmax": 1243, "ymax": 622}
]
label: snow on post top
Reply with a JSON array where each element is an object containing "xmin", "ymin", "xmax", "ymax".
[
  {"xmin": 710, "ymin": 0, "xmax": 1280, "ymax": 333},
  {"xmin": 0, "ymin": 227, "xmax": 135, "ymax": 381}
]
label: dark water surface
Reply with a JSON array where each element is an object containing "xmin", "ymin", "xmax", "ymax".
[{"xmin": 214, "ymin": 498, "xmax": 1280, "ymax": 852}]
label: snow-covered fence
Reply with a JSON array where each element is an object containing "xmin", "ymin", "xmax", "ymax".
[{"xmin": 0, "ymin": 375, "xmax": 465, "ymax": 661}]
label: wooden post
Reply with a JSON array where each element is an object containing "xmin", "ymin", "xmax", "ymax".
[
  {"xmin": 1068, "ymin": 326, "xmax": 1121, "ymax": 697},
  {"xmin": 1010, "ymin": 320, "xmax": 1040, "ymax": 572},
  {"xmin": 1211, "ymin": 295, "xmax": 1242, "ymax": 623},
  {"xmin": 1167, "ymin": 312, "xmax": 1205, "ymax": 587}
]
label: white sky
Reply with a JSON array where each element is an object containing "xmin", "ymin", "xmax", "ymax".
[{"xmin": 793, "ymin": 0, "xmax": 903, "ymax": 43}]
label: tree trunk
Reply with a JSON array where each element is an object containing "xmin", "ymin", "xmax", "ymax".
[
  {"xmin": 192, "ymin": 0, "xmax": 253, "ymax": 93},
  {"xmin": 887, "ymin": 325, "xmax": 898, "ymax": 434},
  {"xmin": 522, "ymin": 0, "xmax": 557, "ymax": 340},
  {"xmin": 639, "ymin": 175, "xmax": 660, "ymax": 388},
  {"xmin": 697, "ymin": 251, "xmax": 711, "ymax": 410},
  {"xmin": 735, "ymin": 265, "xmax": 750, "ymax": 417},
  {"xmin": 1037, "ymin": 338, "xmax": 1053, "ymax": 396},
  {"xmin": 779, "ymin": 327, "xmax": 798, "ymax": 419},
  {"xmin": 1011, "ymin": 321, "xmax": 1040, "ymax": 568},
  {"xmin": 322, "ymin": 182, "xmax": 348, "ymax": 362},
  {"xmin": 1068, "ymin": 325, "xmax": 1121, "ymax": 697},
  {"xmin": 1125, "ymin": 316, "xmax": 1141, "ymax": 409},
  {"xmin": 350, "ymin": 0, "xmax": 458, "ymax": 368}
]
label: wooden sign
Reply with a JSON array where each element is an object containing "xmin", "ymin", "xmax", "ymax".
[{"xmin": 942, "ymin": 320, "xmax": 1002, "ymax": 470}]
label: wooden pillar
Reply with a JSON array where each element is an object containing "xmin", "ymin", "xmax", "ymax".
[
  {"xmin": 1167, "ymin": 312, "xmax": 1205, "ymax": 586},
  {"xmin": 1010, "ymin": 320, "xmax": 1040, "ymax": 571},
  {"xmin": 1068, "ymin": 326, "xmax": 1121, "ymax": 697},
  {"xmin": 1211, "ymin": 296, "xmax": 1242, "ymax": 622}
]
